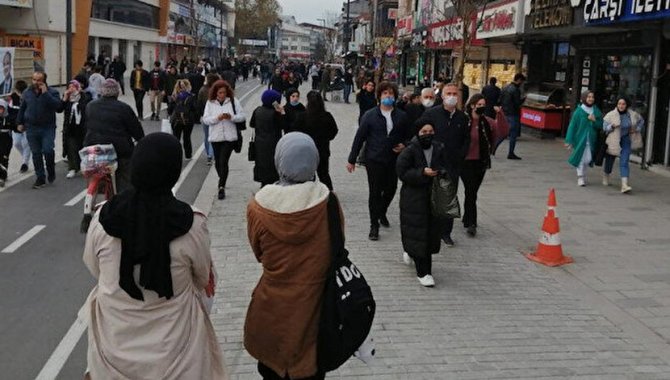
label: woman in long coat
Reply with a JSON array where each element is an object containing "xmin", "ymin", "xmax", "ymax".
[
  {"xmin": 251, "ymin": 89, "xmax": 286, "ymax": 186},
  {"xmin": 245, "ymin": 132, "xmax": 334, "ymax": 380},
  {"xmin": 396, "ymin": 121, "xmax": 448, "ymax": 287},
  {"xmin": 566, "ymin": 91, "xmax": 604, "ymax": 186},
  {"xmin": 82, "ymin": 133, "xmax": 227, "ymax": 380}
]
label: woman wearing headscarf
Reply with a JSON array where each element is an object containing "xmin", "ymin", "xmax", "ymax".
[
  {"xmin": 82, "ymin": 133, "xmax": 228, "ymax": 380},
  {"xmin": 283, "ymin": 88, "xmax": 305, "ymax": 133},
  {"xmin": 602, "ymin": 97, "xmax": 645, "ymax": 193},
  {"xmin": 202, "ymin": 79, "xmax": 246, "ymax": 200},
  {"xmin": 245, "ymin": 132, "xmax": 334, "ymax": 380},
  {"xmin": 396, "ymin": 121, "xmax": 448, "ymax": 287},
  {"xmin": 251, "ymin": 89, "xmax": 286, "ymax": 187},
  {"xmin": 293, "ymin": 90, "xmax": 338, "ymax": 190},
  {"xmin": 60, "ymin": 79, "xmax": 92, "ymax": 179},
  {"xmin": 565, "ymin": 90, "xmax": 603, "ymax": 186}
]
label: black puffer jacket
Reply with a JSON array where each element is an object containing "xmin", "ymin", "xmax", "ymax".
[
  {"xmin": 396, "ymin": 139, "xmax": 447, "ymax": 258},
  {"xmin": 61, "ymin": 92, "xmax": 92, "ymax": 138},
  {"xmin": 293, "ymin": 110, "xmax": 338, "ymax": 158},
  {"xmin": 84, "ymin": 97, "xmax": 145, "ymax": 159},
  {"xmin": 250, "ymin": 105, "xmax": 285, "ymax": 184}
]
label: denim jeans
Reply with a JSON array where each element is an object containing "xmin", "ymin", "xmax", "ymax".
[
  {"xmin": 506, "ymin": 115, "xmax": 521, "ymax": 155},
  {"xmin": 604, "ymin": 134, "xmax": 631, "ymax": 178},
  {"xmin": 26, "ymin": 127, "xmax": 56, "ymax": 180},
  {"xmin": 201, "ymin": 124, "xmax": 213, "ymax": 158},
  {"xmin": 344, "ymin": 84, "xmax": 353, "ymax": 103}
]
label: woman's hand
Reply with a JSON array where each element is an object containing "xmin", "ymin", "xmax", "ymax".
[
  {"xmin": 588, "ymin": 114, "xmax": 596, "ymax": 122},
  {"xmin": 423, "ymin": 167, "xmax": 438, "ymax": 177},
  {"xmin": 494, "ymin": 106, "xmax": 502, "ymax": 113},
  {"xmin": 218, "ymin": 113, "xmax": 231, "ymax": 121}
]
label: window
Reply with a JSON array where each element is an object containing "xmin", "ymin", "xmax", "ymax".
[
  {"xmin": 92, "ymin": 0, "xmax": 160, "ymax": 29},
  {"xmin": 291, "ymin": 46, "xmax": 297, "ymax": 50}
]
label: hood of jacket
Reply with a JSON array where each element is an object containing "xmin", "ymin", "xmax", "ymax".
[{"xmin": 251, "ymin": 181, "xmax": 330, "ymax": 245}]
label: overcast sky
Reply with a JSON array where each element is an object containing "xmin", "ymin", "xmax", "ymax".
[{"xmin": 278, "ymin": 0, "xmax": 342, "ymax": 25}]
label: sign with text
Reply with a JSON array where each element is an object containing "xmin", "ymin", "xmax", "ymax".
[
  {"xmin": 0, "ymin": 0, "xmax": 32, "ymax": 7},
  {"xmin": 4, "ymin": 35, "xmax": 44, "ymax": 61},
  {"xmin": 240, "ymin": 39, "xmax": 269, "ymax": 47},
  {"xmin": 583, "ymin": 0, "xmax": 670, "ymax": 24},
  {"xmin": 427, "ymin": 17, "xmax": 483, "ymax": 49},
  {"xmin": 521, "ymin": 107, "xmax": 546, "ymax": 127},
  {"xmin": 477, "ymin": 0, "xmax": 520, "ymax": 39},
  {"xmin": 528, "ymin": 0, "xmax": 574, "ymax": 29}
]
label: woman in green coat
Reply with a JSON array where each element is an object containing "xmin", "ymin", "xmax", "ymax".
[{"xmin": 565, "ymin": 91, "xmax": 603, "ymax": 186}]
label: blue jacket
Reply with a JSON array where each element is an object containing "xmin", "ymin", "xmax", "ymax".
[
  {"xmin": 348, "ymin": 106, "xmax": 410, "ymax": 165},
  {"xmin": 17, "ymin": 86, "xmax": 61, "ymax": 129}
]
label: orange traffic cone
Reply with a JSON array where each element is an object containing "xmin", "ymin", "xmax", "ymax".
[{"xmin": 525, "ymin": 188, "xmax": 573, "ymax": 267}]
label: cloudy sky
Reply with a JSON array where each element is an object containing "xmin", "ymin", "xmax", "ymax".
[{"xmin": 278, "ymin": 0, "xmax": 342, "ymax": 24}]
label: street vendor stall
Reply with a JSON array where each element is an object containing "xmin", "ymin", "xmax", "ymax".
[{"xmin": 520, "ymin": 85, "xmax": 570, "ymax": 136}]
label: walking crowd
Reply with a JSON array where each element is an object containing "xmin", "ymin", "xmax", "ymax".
[{"xmin": 0, "ymin": 53, "xmax": 649, "ymax": 379}]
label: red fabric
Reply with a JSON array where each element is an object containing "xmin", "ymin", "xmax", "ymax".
[{"xmin": 466, "ymin": 118, "xmax": 480, "ymax": 160}]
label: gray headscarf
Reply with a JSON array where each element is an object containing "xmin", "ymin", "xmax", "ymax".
[{"xmin": 274, "ymin": 132, "xmax": 319, "ymax": 186}]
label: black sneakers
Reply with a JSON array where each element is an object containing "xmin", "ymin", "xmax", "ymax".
[
  {"xmin": 442, "ymin": 236, "xmax": 455, "ymax": 247},
  {"xmin": 368, "ymin": 225, "xmax": 379, "ymax": 241},
  {"xmin": 20, "ymin": 164, "xmax": 28, "ymax": 173},
  {"xmin": 466, "ymin": 225, "xmax": 477, "ymax": 237},
  {"xmin": 217, "ymin": 187, "xmax": 226, "ymax": 200},
  {"xmin": 507, "ymin": 153, "xmax": 522, "ymax": 160},
  {"xmin": 32, "ymin": 178, "xmax": 46, "ymax": 189},
  {"xmin": 379, "ymin": 215, "xmax": 390, "ymax": 228},
  {"xmin": 47, "ymin": 172, "xmax": 56, "ymax": 184}
]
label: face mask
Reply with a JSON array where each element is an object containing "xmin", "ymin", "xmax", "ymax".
[
  {"xmin": 475, "ymin": 106, "xmax": 485, "ymax": 116},
  {"xmin": 290, "ymin": 100, "xmax": 300, "ymax": 106},
  {"xmin": 419, "ymin": 134, "xmax": 433, "ymax": 149},
  {"xmin": 444, "ymin": 95, "xmax": 458, "ymax": 107},
  {"xmin": 380, "ymin": 97, "xmax": 395, "ymax": 107},
  {"xmin": 421, "ymin": 98, "xmax": 435, "ymax": 108}
]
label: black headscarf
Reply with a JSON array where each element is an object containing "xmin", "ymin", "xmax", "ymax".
[{"xmin": 99, "ymin": 133, "xmax": 194, "ymax": 301}]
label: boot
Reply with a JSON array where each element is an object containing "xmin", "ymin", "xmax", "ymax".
[
  {"xmin": 602, "ymin": 173, "xmax": 610, "ymax": 186},
  {"xmin": 621, "ymin": 177, "xmax": 632, "ymax": 193}
]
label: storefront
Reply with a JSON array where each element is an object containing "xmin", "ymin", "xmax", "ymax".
[
  {"xmin": 477, "ymin": 0, "xmax": 524, "ymax": 88},
  {"xmin": 426, "ymin": 17, "xmax": 483, "ymax": 86}
]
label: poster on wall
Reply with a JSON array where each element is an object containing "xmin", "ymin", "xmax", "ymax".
[{"xmin": 0, "ymin": 48, "xmax": 16, "ymax": 96}]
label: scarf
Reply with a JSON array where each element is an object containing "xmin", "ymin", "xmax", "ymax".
[
  {"xmin": 580, "ymin": 104, "xmax": 594, "ymax": 115},
  {"xmin": 69, "ymin": 92, "xmax": 83, "ymax": 126},
  {"xmin": 99, "ymin": 133, "xmax": 193, "ymax": 301}
]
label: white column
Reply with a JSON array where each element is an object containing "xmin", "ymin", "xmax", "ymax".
[
  {"xmin": 112, "ymin": 39, "xmax": 119, "ymax": 57},
  {"xmin": 94, "ymin": 37, "xmax": 100, "ymax": 57}
]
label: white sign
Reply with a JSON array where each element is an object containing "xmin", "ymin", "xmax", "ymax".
[
  {"xmin": 348, "ymin": 42, "xmax": 359, "ymax": 52},
  {"xmin": 0, "ymin": 0, "xmax": 32, "ymax": 7},
  {"xmin": 240, "ymin": 39, "xmax": 268, "ymax": 47},
  {"xmin": 477, "ymin": 1, "xmax": 520, "ymax": 39}
]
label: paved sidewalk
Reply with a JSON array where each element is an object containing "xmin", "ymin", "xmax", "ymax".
[{"xmin": 207, "ymin": 86, "xmax": 670, "ymax": 379}]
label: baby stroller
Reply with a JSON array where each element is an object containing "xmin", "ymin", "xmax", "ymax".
[
  {"xmin": 79, "ymin": 144, "xmax": 117, "ymax": 233},
  {"xmin": 328, "ymin": 75, "xmax": 345, "ymax": 102}
]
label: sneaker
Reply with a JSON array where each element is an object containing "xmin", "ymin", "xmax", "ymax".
[
  {"xmin": 47, "ymin": 172, "xmax": 56, "ymax": 184},
  {"xmin": 207, "ymin": 157, "xmax": 213, "ymax": 166},
  {"xmin": 466, "ymin": 225, "xmax": 477, "ymax": 237},
  {"xmin": 402, "ymin": 252, "xmax": 412, "ymax": 265},
  {"xmin": 218, "ymin": 187, "xmax": 226, "ymax": 200},
  {"xmin": 602, "ymin": 173, "xmax": 610, "ymax": 186},
  {"xmin": 20, "ymin": 164, "xmax": 28, "ymax": 173},
  {"xmin": 577, "ymin": 176, "xmax": 586, "ymax": 187},
  {"xmin": 368, "ymin": 225, "xmax": 379, "ymax": 241},
  {"xmin": 150, "ymin": 113, "xmax": 156, "ymax": 120},
  {"xmin": 184, "ymin": 156, "xmax": 192, "ymax": 161},
  {"xmin": 379, "ymin": 215, "xmax": 390, "ymax": 228},
  {"xmin": 418, "ymin": 275, "xmax": 435, "ymax": 287},
  {"xmin": 442, "ymin": 236, "xmax": 455, "ymax": 247},
  {"xmin": 32, "ymin": 178, "xmax": 46, "ymax": 189},
  {"xmin": 66, "ymin": 170, "xmax": 76, "ymax": 179},
  {"xmin": 507, "ymin": 153, "xmax": 522, "ymax": 160}
]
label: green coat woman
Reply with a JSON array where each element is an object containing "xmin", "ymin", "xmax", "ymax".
[{"xmin": 565, "ymin": 92, "xmax": 603, "ymax": 168}]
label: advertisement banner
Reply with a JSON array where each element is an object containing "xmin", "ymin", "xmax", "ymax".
[
  {"xmin": 0, "ymin": 0, "xmax": 32, "ymax": 8},
  {"xmin": 0, "ymin": 48, "xmax": 16, "ymax": 96},
  {"xmin": 3, "ymin": 35, "xmax": 44, "ymax": 61},
  {"xmin": 427, "ymin": 17, "xmax": 483, "ymax": 49},
  {"xmin": 477, "ymin": 0, "xmax": 520, "ymax": 39},
  {"xmin": 583, "ymin": 0, "xmax": 670, "ymax": 24}
]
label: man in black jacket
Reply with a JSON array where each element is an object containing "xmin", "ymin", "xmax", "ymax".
[
  {"xmin": 481, "ymin": 77, "xmax": 501, "ymax": 118},
  {"xmin": 148, "ymin": 61, "xmax": 166, "ymax": 120},
  {"xmin": 84, "ymin": 79, "xmax": 145, "ymax": 192},
  {"xmin": 421, "ymin": 82, "xmax": 470, "ymax": 247},
  {"xmin": 405, "ymin": 88, "xmax": 437, "ymax": 132},
  {"xmin": 109, "ymin": 56, "xmax": 127, "ymax": 95},
  {"xmin": 129, "ymin": 60, "xmax": 149, "ymax": 119},
  {"xmin": 347, "ymin": 81, "xmax": 411, "ymax": 241},
  {"xmin": 499, "ymin": 73, "xmax": 526, "ymax": 159}
]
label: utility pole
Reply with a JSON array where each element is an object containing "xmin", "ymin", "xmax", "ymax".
[
  {"xmin": 66, "ymin": 0, "xmax": 72, "ymax": 81},
  {"xmin": 344, "ymin": 0, "xmax": 351, "ymax": 55},
  {"xmin": 219, "ymin": 8, "xmax": 224, "ymax": 60}
]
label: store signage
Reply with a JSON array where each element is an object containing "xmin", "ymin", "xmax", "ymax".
[
  {"xmin": 521, "ymin": 108, "xmax": 546, "ymax": 127},
  {"xmin": 0, "ymin": 0, "xmax": 32, "ymax": 7},
  {"xmin": 583, "ymin": 0, "xmax": 670, "ymax": 23},
  {"xmin": 175, "ymin": 34, "xmax": 185, "ymax": 45},
  {"xmin": 397, "ymin": 16, "xmax": 414, "ymax": 37},
  {"xmin": 528, "ymin": 0, "xmax": 574, "ymax": 29},
  {"xmin": 388, "ymin": 8, "xmax": 398, "ymax": 20},
  {"xmin": 240, "ymin": 39, "xmax": 269, "ymax": 47},
  {"xmin": 3, "ymin": 35, "xmax": 43, "ymax": 60},
  {"xmin": 477, "ymin": 0, "xmax": 519, "ymax": 39},
  {"xmin": 427, "ymin": 17, "xmax": 483, "ymax": 49}
]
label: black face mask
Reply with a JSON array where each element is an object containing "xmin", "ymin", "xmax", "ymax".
[
  {"xmin": 419, "ymin": 134, "xmax": 433, "ymax": 149},
  {"xmin": 475, "ymin": 106, "xmax": 486, "ymax": 116}
]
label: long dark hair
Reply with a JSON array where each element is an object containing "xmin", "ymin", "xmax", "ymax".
[
  {"xmin": 306, "ymin": 90, "xmax": 325, "ymax": 117},
  {"xmin": 465, "ymin": 93, "xmax": 485, "ymax": 116}
]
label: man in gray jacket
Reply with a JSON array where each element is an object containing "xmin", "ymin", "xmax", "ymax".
[{"xmin": 17, "ymin": 71, "xmax": 62, "ymax": 189}]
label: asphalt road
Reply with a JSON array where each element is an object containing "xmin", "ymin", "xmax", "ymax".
[{"xmin": 0, "ymin": 80, "xmax": 263, "ymax": 380}]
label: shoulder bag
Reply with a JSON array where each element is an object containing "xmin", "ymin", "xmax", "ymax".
[{"xmin": 230, "ymin": 98, "xmax": 245, "ymax": 153}]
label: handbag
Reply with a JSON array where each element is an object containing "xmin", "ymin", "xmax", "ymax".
[
  {"xmin": 317, "ymin": 193, "xmax": 376, "ymax": 372},
  {"xmin": 431, "ymin": 174, "xmax": 461, "ymax": 219},
  {"xmin": 594, "ymin": 130, "xmax": 608, "ymax": 167},
  {"xmin": 231, "ymin": 98, "xmax": 245, "ymax": 153},
  {"xmin": 248, "ymin": 130, "xmax": 256, "ymax": 161},
  {"xmin": 631, "ymin": 131, "xmax": 643, "ymax": 150}
]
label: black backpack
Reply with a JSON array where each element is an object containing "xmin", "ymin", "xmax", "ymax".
[
  {"xmin": 317, "ymin": 193, "xmax": 376, "ymax": 372},
  {"xmin": 171, "ymin": 94, "xmax": 194, "ymax": 126}
]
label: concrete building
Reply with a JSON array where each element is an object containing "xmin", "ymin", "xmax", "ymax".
[{"xmin": 279, "ymin": 16, "xmax": 311, "ymax": 61}]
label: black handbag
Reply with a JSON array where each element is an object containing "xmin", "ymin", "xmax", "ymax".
[
  {"xmin": 231, "ymin": 98, "xmax": 245, "ymax": 153},
  {"xmin": 248, "ymin": 131, "xmax": 256, "ymax": 161},
  {"xmin": 317, "ymin": 193, "xmax": 376, "ymax": 372},
  {"xmin": 594, "ymin": 130, "xmax": 608, "ymax": 167},
  {"xmin": 431, "ymin": 174, "xmax": 461, "ymax": 219}
]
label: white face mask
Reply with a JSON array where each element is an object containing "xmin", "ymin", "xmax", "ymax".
[
  {"xmin": 421, "ymin": 98, "xmax": 435, "ymax": 108},
  {"xmin": 443, "ymin": 95, "xmax": 458, "ymax": 107}
]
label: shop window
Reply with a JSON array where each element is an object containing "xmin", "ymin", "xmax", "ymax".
[
  {"xmin": 594, "ymin": 54, "xmax": 652, "ymax": 117},
  {"xmin": 92, "ymin": 0, "xmax": 160, "ymax": 29}
]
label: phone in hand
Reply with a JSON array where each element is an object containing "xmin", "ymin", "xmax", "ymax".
[{"xmin": 272, "ymin": 101, "xmax": 280, "ymax": 109}]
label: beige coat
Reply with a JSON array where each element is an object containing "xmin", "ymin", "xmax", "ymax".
[
  {"xmin": 603, "ymin": 109, "xmax": 643, "ymax": 156},
  {"xmin": 244, "ymin": 182, "xmax": 334, "ymax": 378},
  {"xmin": 81, "ymin": 209, "xmax": 229, "ymax": 380}
]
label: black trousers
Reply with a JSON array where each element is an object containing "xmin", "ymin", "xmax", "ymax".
[
  {"xmin": 460, "ymin": 160, "xmax": 487, "ymax": 228},
  {"xmin": 365, "ymin": 160, "xmax": 397, "ymax": 228},
  {"xmin": 414, "ymin": 255, "xmax": 432, "ymax": 277},
  {"xmin": 317, "ymin": 156, "xmax": 333, "ymax": 190},
  {"xmin": 211, "ymin": 141, "xmax": 235, "ymax": 188},
  {"xmin": 172, "ymin": 123, "xmax": 194, "ymax": 158},
  {"xmin": 0, "ymin": 132, "xmax": 11, "ymax": 180},
  {"xmin": 258, "ymin": 362, "xmax": 325, "ymax": 380},
  {"xmin": 115, "ymin": 76, "xmax": 125, "ymax": 95},
  {"xmin": 133, "ymin": 89, "xmax": 146, "ymax": 118},
  {"xmin": 65, "ymin": 134, "xmax": 83, "ymax": 171}
]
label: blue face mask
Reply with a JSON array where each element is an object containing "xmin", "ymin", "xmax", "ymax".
[
  {"xmin": 290, "ymin": 100, "xmax": 300, "ymax": 106},
  {"xmin": 380, "ymin": 97, "xmax": 395, "ymax": 107}
]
